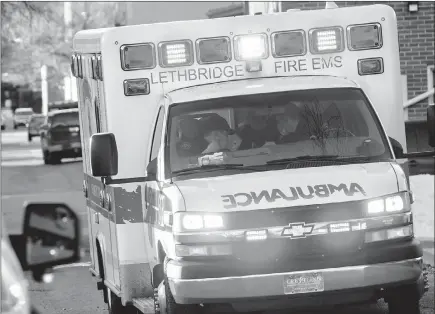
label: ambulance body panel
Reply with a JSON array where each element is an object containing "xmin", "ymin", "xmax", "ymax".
[
  {"xmin": 71, "ymin": 3, "xmax": 427, "ymax": 313},
  {"xmin": 166, "ymin": 76, "xmax": 359, "ymax": 103}
]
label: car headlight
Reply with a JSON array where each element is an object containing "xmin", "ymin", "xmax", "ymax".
[
  {"xmin": 367, "ymin": 192, "xmax": 410, "ymax": 215},
  {"xmin": 174, "ymin": 212, "xmax": 224, "ymax": 232}
]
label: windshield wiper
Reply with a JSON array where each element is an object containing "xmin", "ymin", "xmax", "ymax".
[
  {"xmin": 172, "ymin": 164, "xmax": 264, "ymax": 175},
  {"xmin": 267, "ymin": 155, "xmax": 340, "ymax": 165}
]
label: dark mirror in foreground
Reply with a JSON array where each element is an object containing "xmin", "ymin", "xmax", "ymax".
[{"xmin": 23, "ymin": 203, "xmax": 80, "ymax": 270}]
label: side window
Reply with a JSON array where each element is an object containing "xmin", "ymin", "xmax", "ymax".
[{"xmin": 150, "ymin": 106, "xmax": 166, "ymax": 162}]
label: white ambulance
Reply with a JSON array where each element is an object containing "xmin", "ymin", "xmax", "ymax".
[{"xmin": 72, "ymin": 3, "xmax": 433, "ymax": 314}]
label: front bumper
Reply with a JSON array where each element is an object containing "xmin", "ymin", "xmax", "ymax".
[
  {"xmin": 168, "ymin": 257, "xmax": 423, "ymax": 306},
  {"xmin": 167, "ymin": 238, "xmax": 424, "ymax": 306},
  {"xmin": 47, "ymin": 142, "xmax": 81, "ymax": 153}
]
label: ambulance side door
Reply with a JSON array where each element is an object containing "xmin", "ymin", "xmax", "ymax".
[{"xmin": 144, "ymin": 105, "xmax": 166, "ymax": 267}]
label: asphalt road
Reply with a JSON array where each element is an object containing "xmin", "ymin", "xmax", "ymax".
[{"xmin": 1, "ymin": 129, "xmax": 434, "ymax": 314}]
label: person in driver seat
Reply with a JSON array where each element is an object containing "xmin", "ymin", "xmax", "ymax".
[
  {"xmin": 200, "ymin": 114, "xmax": 238, "ymax": 154},
  {"xmin": 176, "ymin": 116, "xmax": 208, "ymax": 157}
]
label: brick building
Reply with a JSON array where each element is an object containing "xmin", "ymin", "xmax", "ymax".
[{"xmin": 126, "ymin": 1, "xmax": 434, "ymax": 151}]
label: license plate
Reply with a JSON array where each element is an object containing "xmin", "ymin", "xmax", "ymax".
[
  {"xmin": 71, "ymin": 132, "xmax": 78, "ymax": 136},
  {"xmin": 283, "ymin": 272, "xmax": 324, "ymax": 295}
]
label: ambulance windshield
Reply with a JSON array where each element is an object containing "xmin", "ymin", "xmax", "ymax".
[{"xmin": 167, "ymin": 88, "xmax": 392, "ymax": 175}]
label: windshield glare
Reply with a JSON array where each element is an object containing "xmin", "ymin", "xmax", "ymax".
[{"xmin": 167, "ymin": 88, "xmax": 391, "ymax": 175}]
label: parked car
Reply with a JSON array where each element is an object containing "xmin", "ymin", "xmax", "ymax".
[
  {"xmin": 13, "ymin": 108, "xmax": 34, "ymax": 129},
  {"xmin": 27, "ymin": 114, "xmax": 46, "ymax": 142},
  {"xmin": 2, "ymin": 202, "xmax": 80, "ymax": 314},
  {"xmin": 40, "ymin": 109, "xmax": 81, "ymax": 165}
]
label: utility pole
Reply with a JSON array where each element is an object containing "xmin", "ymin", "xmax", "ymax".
[{"xmin": 41, "ymin": 65, "xmax": 48, "ymax": 115}]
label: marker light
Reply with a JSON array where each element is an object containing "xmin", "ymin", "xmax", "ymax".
[
  {"xmin": 272, "ymin": 30, "xmax": 306, "ymax": 57},
  {"xmin": 159, "ymin": 40, "xmax": 194, "ymax": 67},
  {"xmin": 367, "ymin": 193, "xmax": 408, "ymax": 214},
  {"xmin": 91, "ymin": 55, "xmax": 98, "ymax": 80},
  {"xmin": 365, "ymin": 225, "xmax": 413, "ymax": 243},
  {"xmin": 234, "ymin": 34, "xmax": 268, "ymax": 61},
  {"xmin": 347, "ymin": 23, "xmax": 382, "ymax": 51},
  {"xmin": 76, "ymin": 54, "xmax": 83, "ymax": 78},
  {"xmin": 121, "ymin": 43, "xmax": 156, "ymax": 70},
  {"xmin": 309, "ymin": 27, "xmax": 344, "ymax": 54},
  {"xmin": 245, "ymin": 60, "xmax": 263, "ymax": 72},
  {"xmin": 197, "ymin": 37, "xmax": 231, "ymax": 64},
  {"xmin": 123, "ymin": 78, "xmax": 150, "ymax": 96},
  {"xmin": 358, "ymin": 58, "xmax": 384, "ymax": 76}
]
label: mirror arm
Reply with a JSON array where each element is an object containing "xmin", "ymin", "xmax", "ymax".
[
  {"xmin": 8, "ymin": 234, "xmax": 28, "ymax": 270},
  {"xmin": 102, "ymin": 176, "xmax": 150, "ymax": 185}
]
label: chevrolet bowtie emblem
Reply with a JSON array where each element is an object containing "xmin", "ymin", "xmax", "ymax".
[{"xmin": 281, "ymin": 222, "xmax": 315, "ymax": 238}]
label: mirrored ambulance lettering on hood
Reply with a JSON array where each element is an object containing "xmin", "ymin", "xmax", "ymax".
[{"xmin": 222, "ymin": 182, "xmax": 366, "ymax": 209}]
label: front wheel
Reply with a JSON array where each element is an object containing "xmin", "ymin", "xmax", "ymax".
[
  {"xmin": 107, "ymin": 287, "xmax": 138, "ymax": 314},
  {"xmin": 163, "ymin": 275, "xmax": 202, "ymax": 314}
]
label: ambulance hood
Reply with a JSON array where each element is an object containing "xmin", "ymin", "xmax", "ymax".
[{"xmin": 174, "ymin": 162, "xmax": 401, "ymax": 212}]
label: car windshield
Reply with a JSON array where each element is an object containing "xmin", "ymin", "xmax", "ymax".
[
  {"xmin": 31, "ymin": 116, "xmax": 45, "ymax": 123},
  {"xmin": 15, "ymin": 111, "xmax": 32, "ymax": 116},
  {"xmin": 51, "ymin": 112, "xmax": 79, "ymax": 127},
  {"xmin": 166, "ymin": 88, "xmax": 392, "ymax": 176}
]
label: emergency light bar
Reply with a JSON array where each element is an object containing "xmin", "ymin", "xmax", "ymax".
[
  {"xmin": 196, "ymin": 37, "xmax": 231, "ymax": 64},
  {"xmin": 347, "ymin": 23, "xmax": 382, "ymax": 51},
  {"xmin": 309, "ymin": 27, "xmax": 344, "ymax": 54},
  {"xmin": 121, "ymin": 43, "xmax": 156, "ymax": 70},
  {"xmin": 123, "ymin": 78, "xmax": 150, "ymax": 96},
  {"xmin": 234, "ymin": 33, "xmax": 269, "ymax": 61},
  {"xmin": 159, "ymin": 40, "xmax": 194, "ymax": 68},
  {"xmin": 272, "ymin": 30, "xmax": 306, "ymax": 57},
  {"xmin": 358, "ymin": 57, "xmax": 384, "ymax": 75}
]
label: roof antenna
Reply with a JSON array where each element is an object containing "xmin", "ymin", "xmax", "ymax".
[{"xmin": 325, "ymin": 1, "xmax": 339, "ymax": 9}]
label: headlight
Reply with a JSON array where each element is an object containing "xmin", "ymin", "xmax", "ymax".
[
  {"xmin": 174, "ymin": 212, "xmax": 224, "ymax": 232},
  {"xmin": 367, "ymin": 192, "xmax": 409, "ymax": 215}
]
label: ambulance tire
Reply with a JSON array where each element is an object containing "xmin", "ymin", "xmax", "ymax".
[
  {"xmin": 164, "ymin": 274, "xmax": 202, "ymax": 314},
  {"xmin": 107, "ymin": 288, "xmax": 138, "ymax": 314}
]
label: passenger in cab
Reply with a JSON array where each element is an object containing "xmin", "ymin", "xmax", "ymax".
[
  {"xmin": 201, "ymin": 115, "xmax": 237, "ymax": 154},
  {"xmin": 237, "ymin": 112, "xmax": 279, "ymax": 149},
  {"xmin": 274, "ymin": 102, "xmax": 308, "ymax": 144}
]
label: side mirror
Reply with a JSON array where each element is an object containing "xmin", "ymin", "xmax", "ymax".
[
  {"xmin": 90, "ymin": 133, "xmax": 118, "ymax": 177},
  {"xmin": 427, "ymin": 105, "xmax": 435, "ymax": 147},
  {"xmin": 23, "ymin": 203, "xmax": 80, "ymax": 282},
  {"xmin": 389, "ymin": 136, "xmax": 404, "ymax": 159}
]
